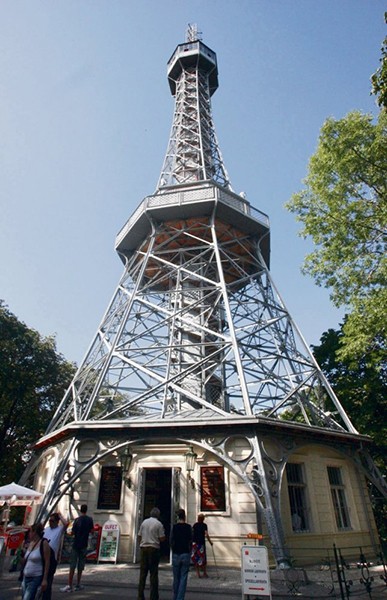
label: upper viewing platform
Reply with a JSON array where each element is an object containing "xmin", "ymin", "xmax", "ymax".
[
  {"xmin": 167, "ymin": 40, "xmax": 219, "ymax": 96},
  {"xmin": 115, "ymin": 181, "xmax": 270, "ymax": 267}
]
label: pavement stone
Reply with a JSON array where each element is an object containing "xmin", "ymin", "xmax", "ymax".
[{"xmin": 1, "ymin": 561, "xmax": 386, "ymax": 599}]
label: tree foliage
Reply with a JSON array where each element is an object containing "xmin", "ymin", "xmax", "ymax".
[
  {"xmin": 312, "ymin": 324, "xmax": 386, "ymax": 542},
  {"xmin": 0, "ymin": 302, "xmax": 76, "ymax": 485},
  {"xmin": 286, "ymin": 110, "xmax": 387, "ymax": 359},
  {"xmin": 312, "ymin": 325, "xmax": 386, "ymax": 454},
  {"xmin": 371, "ymin": 12, "xmax": 387, "ymax": 110}
]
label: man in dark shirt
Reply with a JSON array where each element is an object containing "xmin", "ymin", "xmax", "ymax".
[
  {"xmin": 170, "ymin": 509, "xmax": 192, "ymax": 600},
  {"xmin": 61, "ymin": 504, "xmax": 94, "ymax": 592}
]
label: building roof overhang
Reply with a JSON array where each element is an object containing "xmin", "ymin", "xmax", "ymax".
[{"xmin": 32, "ymin": 413, "xmax": 371, "ymax": 452}]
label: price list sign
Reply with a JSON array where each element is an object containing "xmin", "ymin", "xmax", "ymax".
[
  {"xmin": 98, "ymin": 520, "xmax": 120, "ymax": 563},
  {"xmin": 241, "ymin": 545, "xmax": 271, "ymax": 599}
]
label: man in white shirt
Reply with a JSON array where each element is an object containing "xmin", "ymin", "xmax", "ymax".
[
  {"xmin": 43, "ymin": 511, "xmax": 69, "ymax": 600},
  {"xmin": 138, "ymin": 507, "xmax": 166, "ymax": 600}
]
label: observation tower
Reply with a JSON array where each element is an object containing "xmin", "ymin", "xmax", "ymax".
[{"xmin": 26, "ymin": 26, "xmax": 385, "ymax": 567}]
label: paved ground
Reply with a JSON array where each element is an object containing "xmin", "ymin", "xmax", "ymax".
[{"xmin": 1, "ymin": 561, "xmax": 386, "ymax": 600}]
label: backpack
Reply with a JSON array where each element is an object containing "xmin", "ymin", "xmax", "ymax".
[{"xmin": 40, "ymin": 539, "xmax": 57, "ymax": 578}]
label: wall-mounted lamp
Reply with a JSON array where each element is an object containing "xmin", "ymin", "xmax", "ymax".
[
  {"xmin": 120, "ymin": 447, "xmax": 133, "ymax": 489},
  {"xmin": 184, "ymin": 445, "xmax": 197, "ymax": 489}
]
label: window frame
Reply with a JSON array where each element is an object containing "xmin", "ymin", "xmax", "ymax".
[
  {"xmin": 285, "ymin": 462, "xmax": 310, "ymax": 533},
  {"xmin": 327, "ymin": 465, "xmax": 351, "ymax": 530}
]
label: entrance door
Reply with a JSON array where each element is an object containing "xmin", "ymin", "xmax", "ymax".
[{"xmin": 142, "ymin": 468, "xmax": 172, "ymax": 559}]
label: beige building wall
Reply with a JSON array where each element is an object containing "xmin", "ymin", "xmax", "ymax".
[
  {"xmin": 281, "ymin": 444, "xmax": 379, "ymax": 564},
  {"xmin": 32, "ymin": 438, "xmax": 379, "ymax": 567}
]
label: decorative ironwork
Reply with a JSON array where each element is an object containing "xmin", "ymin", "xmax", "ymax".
[
  {"xmin": 357, "ymin": 547, "xmax": 374, "ymax": 597},
  {"xmin": 334, "ymin": 544, "xmax": 353, "ymax": 600}
]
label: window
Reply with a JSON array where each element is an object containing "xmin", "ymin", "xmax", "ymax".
[
  {"xmin": 97, "ymin": 466, "xmax": 122, "ymax": 510},
  {"xmin": 286, "ymin": 463, "xmax": 310, "ymax": 532},
  {"xmin": 327, "ymin": 466, "xmax": 351, "ymax": 529},
  {"xmin": 200, "ymin": 466, "xmax": 226, "ymax": 511}
]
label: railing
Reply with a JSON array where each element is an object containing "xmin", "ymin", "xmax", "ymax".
[
  {"xmin": 267, "ymin": 543, "xmax": 387, "ymax": 598},
  {"xmin": 115, "ymin": 184, "xmax": 270, "ymax": 249}
]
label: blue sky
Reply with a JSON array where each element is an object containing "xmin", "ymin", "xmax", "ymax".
[{"xmin": 1, "ymin": 1, "xmax": 385, "ymax": 365}]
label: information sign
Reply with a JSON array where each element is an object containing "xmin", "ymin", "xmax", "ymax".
[
  {"xmin": 241, "ymin": 545, "xmax": 271, "ymax": 599},
  {"xmin": 98, "ymin": 520, "xmax": 120, "ymax": 563},
  {"xmin": 97, "ymin": 466, "xmax": 122, "ymax": 510},
  {"xmin": 246, "ymin": 533, "xmax": 263, "ymax": 540},
  {"xmin": 200, "ymin": 466, "xmax": 226, "ymax": 511}
]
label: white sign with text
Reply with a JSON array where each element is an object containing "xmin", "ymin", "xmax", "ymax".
[
  {"xmin": 241, "ymin": 545, "xmax": 271, "ymax": 599},
  {"xmin": 98, "ymin": 520, "xmax": 120, "ymax": 563}
]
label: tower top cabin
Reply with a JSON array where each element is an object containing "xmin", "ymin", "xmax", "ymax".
[
  {"xmin": 167, "ymin": 38, "xmax": 219, "ymax": 97},
  {"xmin": 168, "ymin": 23, "xmax": 218, "ymax": 96},
  {"xmin": 115, "ymin": 29, "xmax": 270, "ymax": 269}
]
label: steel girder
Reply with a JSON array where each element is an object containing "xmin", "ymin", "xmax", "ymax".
[
  {"xmin": 46, "ymin": 210, "xmax": 356, "ymax": 435},
  {"xmin": 158, "ymin": 64, "xmax": 231, "ymax": 189}
]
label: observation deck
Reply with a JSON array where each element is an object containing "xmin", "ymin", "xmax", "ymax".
[{"xmin": 115, "ymin": 181, "xmax": 270, "ymax": 267}]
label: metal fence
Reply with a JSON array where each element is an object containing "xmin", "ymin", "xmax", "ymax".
[{"xmin": 269, "ymin": 544, "xmax": 387, "ymax": 599}]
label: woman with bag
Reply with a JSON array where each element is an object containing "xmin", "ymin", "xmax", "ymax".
[{"xmin": 21, "ymin": 523, "xmax": 51, "ymax": 600}]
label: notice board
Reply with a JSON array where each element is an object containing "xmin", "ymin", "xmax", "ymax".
[
  {"xmin": 200, "ymin": 466, "xmax": 226, "ymax": 511},
  {"xmin": 241, "ymin": 545, "xmax": 272, "ymax": 599},
  {"xmin": 97, "ymin": 466, "xmax": 122, "ymax": 510},
  {"xmin": 98, "ymin": 520, "xmax": 120, "ymax": 563}
]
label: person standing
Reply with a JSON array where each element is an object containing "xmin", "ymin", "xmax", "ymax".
[
  {"xmin": 191, "ymin": 513, "xmax": 212, "ymax": 578},
  {"xmin": 43, "ymin": 512, "xmax": 68, "ymax": 599},
  {"xmin": 137, "ymin": 507, "xmax": 166, "ymax": 600},
  {"xmin": 60, "ymin": 504, "xmax": 93, "ymax": 593},
  {"xmin": 170, "ymin": 509, "xmax": 192, "ymax": 600},
  {"xmin": 21, "ymin": 523, "xmax": 51, "ymax": 600}
]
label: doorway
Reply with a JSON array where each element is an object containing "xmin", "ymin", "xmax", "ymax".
[{"xmin": 142, "ymin": 468, "xmax": 172, "ymax": 559}]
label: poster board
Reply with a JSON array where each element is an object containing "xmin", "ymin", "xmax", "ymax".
[
  {"xmin": 60, "ymin": 522, "xmax": 102, "ymax": 563},
  {"xmin": 86, "ymin": 524, "xmax": 102, "ymax": 561},
  {"xmin": 241, "ymin": 545, "xmax": 272, "ymax": 599},
  {"xmin": 98, "ymin": 520, "xmax": 120, "ymax": 563},
  {"xmin": 97, "ymin": 466, "xmax": 122, "ymax": 510},
  {"xmin": 200, "ymin": 466, "xmax": 226, "ymax": 511}
]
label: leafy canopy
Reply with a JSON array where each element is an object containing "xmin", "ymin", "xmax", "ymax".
[
  {"xmin": 312, "ymin": 324, "xmax": 386, "ymax": 542},
  {"xmin": 312, "ymin": 325, "xmax": 386, "ymax": 454},
  {"xmin": 371, "ymin": 12, "xmax": 387, "ymax": 110},
  {"xmin": 286, "ymin": 110, "xmax": 387, "ymax": 359},
  {"xmin": 0, "ymin": 302, "xmax": 76, "ymax": 485}
]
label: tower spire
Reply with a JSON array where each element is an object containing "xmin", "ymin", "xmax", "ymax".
[
  {"xmin": 186, "ymin": 23, "xmax": 201, "ymax": 42},
  {"xmin": 157, "ymin": 29, "xmax": 231, "ymax": 190}
]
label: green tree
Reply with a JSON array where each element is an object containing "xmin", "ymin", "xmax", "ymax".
[
  {"xmin": 286, "ymin": 110, "xmax": 387, "ymax": 360},
  {"xmin": 312, "ymin": 324, "xmax": 386, "ymax": 542},
  {"xmin": 371, "ymin": 12, "xmax": 387, "ymax": 110},
  {"xmin": 312, "ymin": 325, "xmax": 386, "ymax": 453},
  {"xmin": 0, "ymin": 302, "xmax": 76, "ymax": 485}
]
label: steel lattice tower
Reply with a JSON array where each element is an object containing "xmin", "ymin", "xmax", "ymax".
[{"xmin": 26, "ymin": 27, "xmax": 386, "ymax": 567}]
